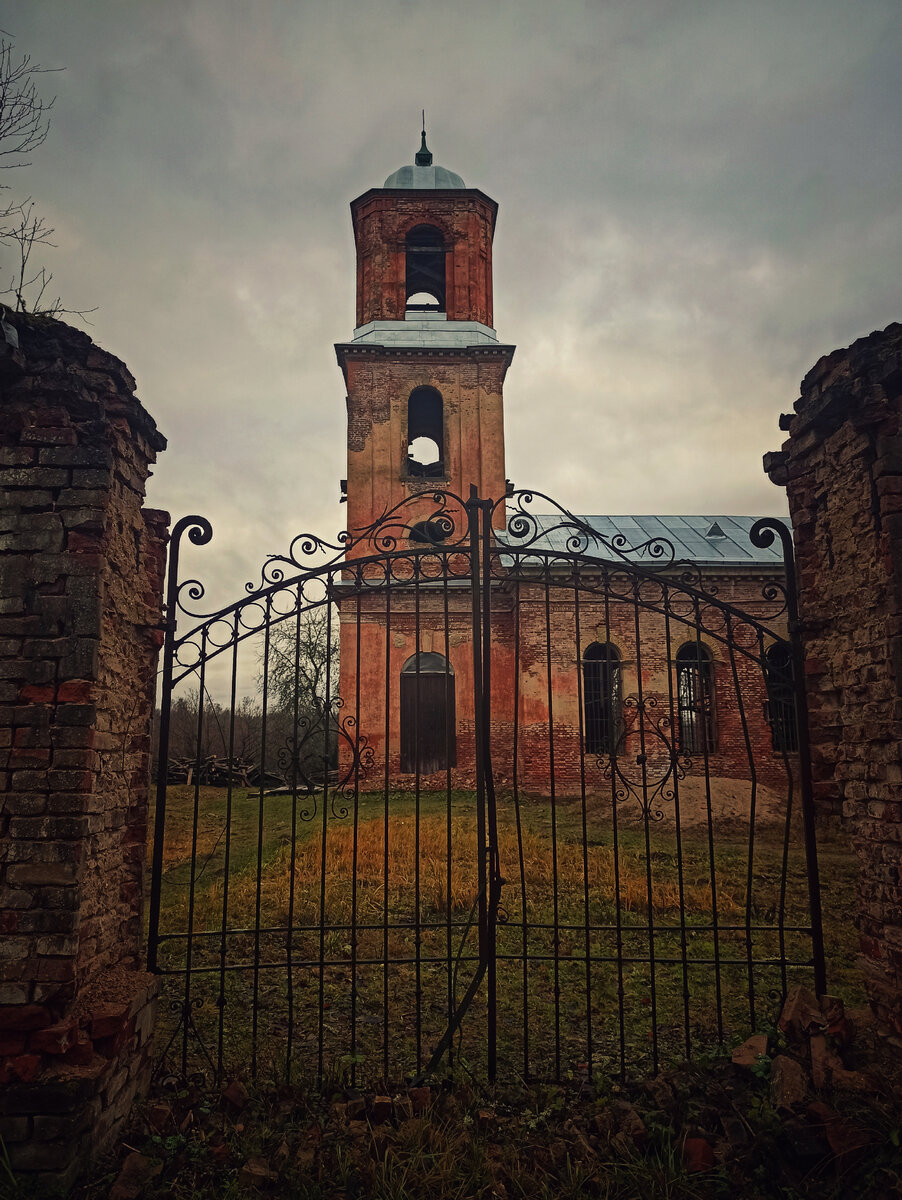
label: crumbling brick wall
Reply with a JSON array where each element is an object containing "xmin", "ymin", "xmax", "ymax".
[
  {"xmin": 765, "ymin": 321, "xmax": 902, "ymax": 1045},
  {"xmin": 0, "ymin": 312, "xmax": 168, "ymax": 1191}
]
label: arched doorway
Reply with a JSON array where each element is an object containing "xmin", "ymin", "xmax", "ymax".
[{"xmin": 400, "ymin": 651, "xmax": 456, "ymax": 774}]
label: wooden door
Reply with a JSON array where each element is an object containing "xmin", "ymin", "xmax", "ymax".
[{"xmin": 400, "ymin": 670, "xmax": 456, "ymax": 774}]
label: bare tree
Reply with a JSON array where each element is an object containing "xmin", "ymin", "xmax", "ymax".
[
  {"xmin": 0, "ymin": 32, "xmax": 91, "ymax": 317},
  {"xmin": 232, "ymin": 694, "xmax": 264, "ymax": 762},
  {"xmin": 264, "ymin": 606, "xmax": 340, "ymax": 720},
  {"xmin": 0, "ymin": 35, "xmax": 54, "ymax": 178},
  {"xmin": 4, "ymin": 199, "xmax": 56, "ymax": 312},
  {"xmin": 262, "ymin": 606, "xmax": 341, "ymax": 785}
]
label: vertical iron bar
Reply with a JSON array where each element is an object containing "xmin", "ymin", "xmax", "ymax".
[
  {"xmin": 769, "ymin": 633, "xmax": 794, "ymax": 1001},
  {"xmin": 543, "ymin": 570, "xmax": 561, "ymax": 1081},
  {"xmin": 480, "ymin": 496, "xmax": 498, "ymax": 1083},
  {"xmin": 466, "ymin": 486, "xmax": 488, "ymax": 1069},
  {"xmin": 691, "ymin": 594, "xmax": 723, "ymax": 1047},
  {"xmin": 148, "ymin": 515, "xmax": 212, "ymax": 974},
  {"xmin": 412, "ymin": 549, "xmax": 422, "ymax": 1070},
  {"xmin": 252, "ymin": 599, "xmax": 272, "ymax": 1079},
  {"xmin": 285, "ymin": 589, "xmax": 303, "ymax": 1082},
  {"xmin": 724, "ymin": 611, "xmax": 759, "ymax": 1030},
  {"xmin": 350, "ymin": 570, "xmax": 362, "ymax": 1087},
  {"xmin": 182, "ymin": 635, "xmax": 208, "ymax": 1077},
  {"xmin": 784, "ymin": 559, "xmax": 826, "ymax": 994},
  {"xmin": 572, "ymin": 570, "xmax": 594, "ymax": 1076},
  {"xmin": 218, "ymin": 616, "xmax": 240, "ymax": 1079},
  {"xmin": 413, "ymin": 550, "xmax": 423, "ymax": 1072},
  {"xmin": 663, "ymin": 594, "xmax": 691, "ymax": 1060},
  {"xmin": 382, "ymin": 563, "xmax": 392, "ymax": 1083},
  {"xmin": 316, "ymin": 596, "xmax": 333, "ymax": 1082},
  {"xmin": 512, "ymin": 566, "xmax": 529, "ymax": 1079},
  {"xmin": 632, "ymin": 579, "xmax": 659, "ymax": 1074},
  {"xmin": 751, "ymin": 517, "xmax": 826, "ymax": 994},
  {"xmin": 604, "ymin": 570, "xmax": 626, "ymax": 1079},
  {"xmin": 442, "ymin": 555, "xmax": 454, "ymax": 1070}
]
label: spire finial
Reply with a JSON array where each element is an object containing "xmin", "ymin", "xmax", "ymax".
[{"xmin": 415, "ymin": 112, "xmax": 433, "ymax": 167}]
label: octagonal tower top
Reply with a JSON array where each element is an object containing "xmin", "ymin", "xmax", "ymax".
[{"xmin": 349, "ymin": 131, "xmax": 498, "ymax": 329}]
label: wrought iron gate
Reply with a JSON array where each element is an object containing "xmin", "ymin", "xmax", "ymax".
[{"xmin": 148, "ymin": 488, "xmax": 825, "ymax": 1085}]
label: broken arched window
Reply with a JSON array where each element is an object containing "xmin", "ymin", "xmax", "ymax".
[{"xmin": 405, "ymin": 386, "xmax": 445, "ymax": 478}]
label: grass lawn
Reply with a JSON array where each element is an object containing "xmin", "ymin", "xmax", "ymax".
[{"xmin": 148, "ymin": 784, "xmax": 863, "ymax": 1089}]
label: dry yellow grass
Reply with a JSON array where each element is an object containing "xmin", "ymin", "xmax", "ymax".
[
  {"xmin": 208, "ymin": 814, "xmax": 740, "ymax": 935},
  {"xmin": 160, "ymin": 816, "xmax": 221, "ymax": 867}
]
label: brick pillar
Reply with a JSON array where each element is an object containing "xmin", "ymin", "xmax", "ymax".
[
  {"xmin": 0, "ymin": 312, "xmax": 169, "ymax": 1190},
  {"xmin": 764, "ymin": 321, "xmax": 902, "ymax": 1048}
]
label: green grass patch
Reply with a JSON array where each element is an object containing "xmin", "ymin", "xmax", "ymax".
[{"xmin": 148, "ymin": 785, "xmax": 862, "ymax": 1088}]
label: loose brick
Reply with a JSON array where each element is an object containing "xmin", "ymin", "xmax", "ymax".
[
  {"xmin": 0, "ymin": 468, "xmax": 68, "ymax": 488},
  {"xmin": 69, "ymin": 468, "xmax": 110, "ymax": 489},
  {"xmin": 55, "ymin": 678, "xmax": 94, "ymax": 703},
  {"xmin": 89, "ymin": 1003, "xmax": 131, "ymax": 1041},
  {"xmin": 32, "ymin": 1109, "xmax": 91, "ymax": 1141},
  {"xmin": 0, "ymin": 1115, "xmax": 31, "ymax": 1142},
  {"xmin": 6, "ymin": 862, "xmax": 79, "ymax": 887},
  {"xmin": 17, "ymin": 684, "xmax": 55, "ymax": 704},
  {"xmin": 38, "ymin": 447, "xmax": 112, "ymax": 468},
  {"xmin": 53, "ymin": 704, "xmax": 96, "ymax": 726},
  {"xmin": 0, "ymin": 1008, "xmax": 50, "ymax": 1036},
  {"xmin": 7, "ymin": 1137, "xmax": 75, "ymax": 1171},
  {"xmin": 59, "ymin": 1030, "xmax": 94, "ymax": 1067},
  {"xmin": 5, "ymin": 1054, "xmax": 42, "ymax": 1083},
  {"xmin": 29, "ymin": 1019, "xmax": 78, "ymax": 1056}
]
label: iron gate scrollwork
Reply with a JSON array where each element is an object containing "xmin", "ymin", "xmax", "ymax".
[{"xmin": 148, "ymin": 489, "xmax": 826, "ymax": 1086}]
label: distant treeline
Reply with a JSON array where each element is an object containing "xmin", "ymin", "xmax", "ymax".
[{"xmin": 152, "ymin": 691, "xmax": 338, "ymax": 788}]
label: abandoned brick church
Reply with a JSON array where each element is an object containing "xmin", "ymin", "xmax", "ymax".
[{"xmin": 334, "ymin": 133, "xmax": 796, "ymax": 793}]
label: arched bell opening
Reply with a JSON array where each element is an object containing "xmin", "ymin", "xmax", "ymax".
[{"xmin": 405, "ymin": 224, "xmax": 445, "ymax": 312}]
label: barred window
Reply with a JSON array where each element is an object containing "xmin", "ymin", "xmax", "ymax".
[
  {"xmin": 583, "ymin": 642, "xmax": 621, "ymax": 755},
  {"xmin": 675, "ymin": 642, "xmax": 716, "ymax": 755},
  {"xmin": 764, "ymin": 641, "xmax": 798, "ymax": 752}
]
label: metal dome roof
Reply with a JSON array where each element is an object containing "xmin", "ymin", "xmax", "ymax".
[{"xmin": 383, "ymin": 130, "xmax": 465, "ymax": 189}]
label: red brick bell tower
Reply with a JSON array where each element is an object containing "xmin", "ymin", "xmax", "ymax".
[{"xmin": 335, "ymin": 131, "xmax": 515, "ymax": 545}]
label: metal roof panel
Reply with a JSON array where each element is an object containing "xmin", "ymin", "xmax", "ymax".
[{"xmin": 501, "ymin": 514, "xmax": 786, "ymax": 565}]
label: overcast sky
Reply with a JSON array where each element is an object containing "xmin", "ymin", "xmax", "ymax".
[{"xmin": 7, "ymin": 0, "xmax": 902, "ymax": 616}]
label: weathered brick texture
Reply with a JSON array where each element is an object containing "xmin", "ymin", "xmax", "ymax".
[
  {"xmin": 351, "ymin": 190, "xmax": 497, "ymax": 327},
  {"xmin": 0, "ymin": 313, "xmax": 168, "ymax": 1189},
  {"xmin": 336, "ymin": 347, "xmax": 513, "ymax": 543},
  {"xmin": 338, "ymin": 571, "xmax": 792, "ymax": 794},
  {"xmin": 765, "ymin": 321, "xmax": 902, "ymax": 1045}
]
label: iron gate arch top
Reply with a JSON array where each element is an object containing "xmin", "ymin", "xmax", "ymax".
[{"xmin": 149, "ymin": 487, "xmax": 824, "ymax": 1088}]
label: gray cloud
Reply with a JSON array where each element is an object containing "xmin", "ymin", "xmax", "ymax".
[{"xmin": 6, "ymin": 0, "xmax": 902, "ymax": 636}]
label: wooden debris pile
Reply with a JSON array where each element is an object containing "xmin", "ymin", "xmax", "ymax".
[{"xmin": 164, "ymin": 755, "xmax": 283, "ymax": 788}]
